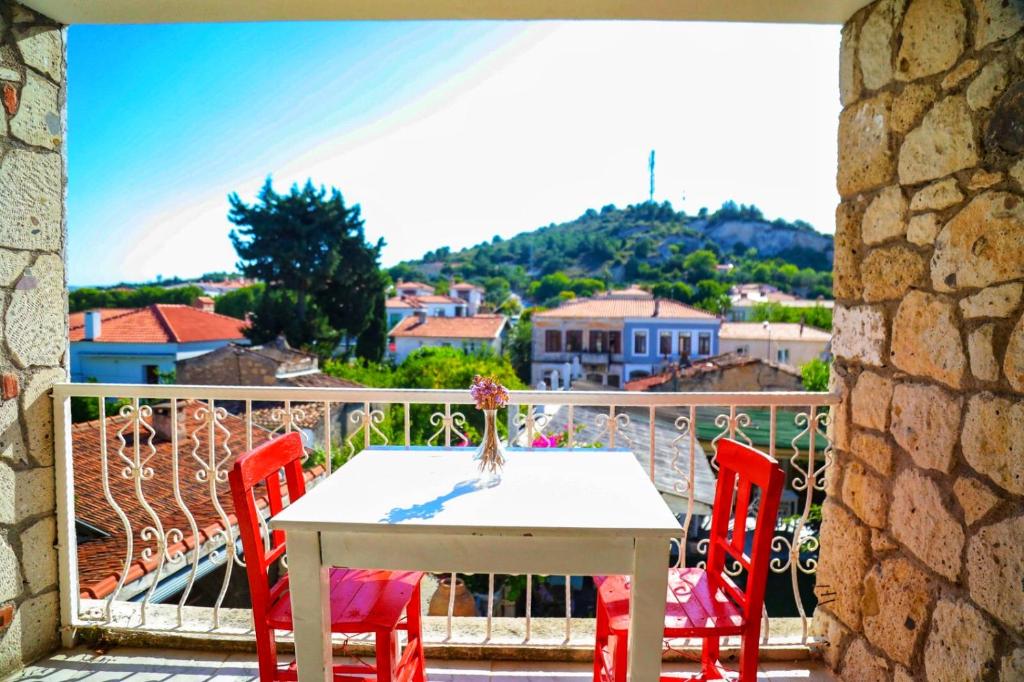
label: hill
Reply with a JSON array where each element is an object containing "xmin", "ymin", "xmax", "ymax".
[{"xmin": 389, "ymin": 200, "xmax": 834, "ymax": 305}]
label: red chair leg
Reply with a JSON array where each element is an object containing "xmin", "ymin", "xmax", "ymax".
[
  {"xmin": 594, "ymin": 596, "xmax": 609, "ymax": 682},
  {"xmin": 612, "ymin": 632, "xmax": 627, "ymax": 682},
  {"xmin": 701, "ymin": 633, "xmax": 720, "ymax": 679},
  {"xmin": 376, "ymin": 629, "xmax": 398, "ymax": 682},
  {"xmin": 738, "ymin": 627, "xmax": 760, "ymax": 681},
  {"xmin": 254, "ymin": 621, "xmax": 279, "ymax": 682},
  {"xmin": 406, "ymin": 581, "xmax": 426, "ymax": 682}
]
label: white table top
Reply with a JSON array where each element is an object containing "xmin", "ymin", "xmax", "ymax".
[{"xmin": 271, "ymin": 447, "xmax": 681, "ymax": 538}]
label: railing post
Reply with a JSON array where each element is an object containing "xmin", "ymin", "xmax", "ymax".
[{"xmin": 52, "ymin": 387, "xmax": 79, "ymax": 648}]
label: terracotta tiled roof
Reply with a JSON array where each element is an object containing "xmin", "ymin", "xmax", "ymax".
[
  {"xmin": 450, "ymin": 282, "xmax": 483, "ymax": 292},
  {"xmin": 388, "ymin": 314, "xmax": 506, "ymax": 339},
  {"xmin": 394, "ymin": 281, "xmax": 434, "ymax": 292},
  {"xmin": 70, "ymin": 305, "xmax": 248, "ymax": 344},
  {"xmin": 386, "ymin": 295, "xmax": 465, "ymax": 309},
  {"xmin": 73, "ymin": 402, "xmax": 325, "ymax": 598},
  {"xmin": 279, "ymin": 372, "xmax": 363, "ymax": 389},
  {"xmin": 720, "ymin": 322, "xmax": 831, "ymax": 342},
  {"xmin": 624, "ymin": 354, "xmax": 800, "ymax": 391},
  {"xmin": 534, "ymin": 294, "xmax": 717, "ymax": 320}
]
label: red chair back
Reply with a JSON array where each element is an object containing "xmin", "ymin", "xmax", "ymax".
[
  {"xmin": 705, "ymin": 438, "xmax": 785, "ymax": 620},
  {"xmin": 228, "ymin": 432, "xmax": 307, "ymax": 618}
]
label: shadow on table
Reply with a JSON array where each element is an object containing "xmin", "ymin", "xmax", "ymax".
[{"xmin": 381, "ymin": 478, "xmax": 491, "ymax": 523}]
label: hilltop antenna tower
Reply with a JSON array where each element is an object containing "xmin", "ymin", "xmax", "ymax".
[{"xmin": 648, "ymin": 150, "xmax": 655, "ymax": 203}]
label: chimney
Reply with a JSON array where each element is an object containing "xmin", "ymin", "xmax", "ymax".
[
  {"xmin": 413, "ymin": 310, "xmax": 428, "ymax": 326},
  {"xmin": 653, "ymin": 299, "xmax": 661, "ymax": 317},
  {"xmin": 150, "ymin": 402, "xmax": 184, "ymax": 443},
  {"xmin": 84, "ymin": 310, "xmax": 102, "ymax": 340}
]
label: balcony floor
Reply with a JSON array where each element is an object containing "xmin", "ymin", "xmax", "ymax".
[{"xmin": 11, "ymin": 647, "xmax": 836, "ymax": 681}]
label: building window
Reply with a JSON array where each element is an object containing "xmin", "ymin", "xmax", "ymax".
[
  {"xmin": 589, "ymin": 330, "xmax": 608, "ymax": 353},
  {"xmin": 144, "ymin": 365, "xmax": 160, "ymax": 384},
  {"xmin": 633, "ymin": 330, "xmax": 648, "ymax": 355},
  {"xmin": 698, "ymin": 332, "xmax": 711, "ymax": 355},
  {"xmin": 545, "ymin": 330, "xmax": 561, "ymax": 352},
  {"xmin": 607, "ymin": 374, "xmax": 621, "ymax": 388},
  {"xmin": 435, "ymin": 309, "xmax": 446, "ymax": 317},
  {"xmin": 777, "ymin": 348, "xmax": 790, "ymax": 364},
  {"xmin": 658, "ymin": 331, "xmax": 672, "ymax": 356},
  {"xmin": 566, "ymin": 330, "xmax": 583, "ymax": 352},
  {"xmin": 679, "ymin": 332, "xmax": 692, "ymax": 357},
  {"xmin": 737, "ymin": 345, "xmax": 749, "ymax": 356},
  {"xmin": 609, "ymin": 331, "xmax": 622, "ymax": 354}
]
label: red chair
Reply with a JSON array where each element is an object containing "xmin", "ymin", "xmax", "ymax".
[
  {"xmin": 593, "ymin": 438, "xmax": 785, "ymax": 681},
  {"xmin": 229, "ymin": 432, "xmax": 427, "ymax": 682}
]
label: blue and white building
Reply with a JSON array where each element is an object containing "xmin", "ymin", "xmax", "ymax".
[{"xmin": 531, "ymin": 287, "xmax": 721, "ymax": 388}]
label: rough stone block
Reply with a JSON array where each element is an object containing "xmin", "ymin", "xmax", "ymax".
[
  {"xmin": 0, "ymin": 461, "xmax": 13, "ymax": 525},
  {"xmin": 909, "ymin": 177, "xmax": 962, "ymax": 211},
  {"xmin": 895, "ymin": 0, "xmax": 966, "ymax": 81},
  {"xmin": 861, "ymin": 557, "xmax": 936, "ymax": 666},
  {"xmin": 968, "ymin": 515, "xmax": 1024, "ymax": 631},
  {"xmin": 961, "ymin": 392, "xmax": 1024, "ymax": 495},
  {"xmin": 898, "ymin": 95, "xmax": 978, "ymax": 185},
  {"xmin": 870, "ymin": 528, "xmax": 899, "ymax": 553},
  {"xmin": 967, "ymin": 59, "xmax": 1009, "ymax": 111},
  {"xmin": 13, "ymin": 591, "xmax": 57, "ymax": 665},
  {"xmin": 833, "ymin": 305, "xmax": 887, "ymax": 366},
  {"xmin": 20, "ymin": 367, "xmax": 65, "ymax": 467},
  {"xmin": 834, "ymin": 200, "xmax": 865, "ymax": 299},
  {"xmin": 0, "ymin": 150, "xmax": 62, "ymax": 252},
  {"xmin": 1005, "ymin": 312, "xmax": 1024, "ymax": 391},
  {"xmin": 861, "ymin": 186, "xmax": 907, "ymax": 245},
  {"xmin": 840, "ymin": 20, "xmax": 862, "ymax": 106},
  {"xmin": 19, "ymin": 516, "xmax": 56, "ymax": 595},
  {"xmin": 1001, "ymin": 649, "xmax": 1024, "ymax": 682},
  {"xmin": 12, "ymin": 25, "xmax": 63, "ymax": 83},
  {"xmin": 816, "ymin": 501, "xmax": 870, "ymax": 631},
  {"xmin": 851, "ymin": 371, "xmax": 894, "ymax": 432},
  {"xmin": 974, "ymin": 0, "xmax": 1024, "ymax": 48},
  {"xmin": 5, "ymin": 254, "xmax": 66, "ymax": 370},
  {"xmin": 860, "ymin": 245, "xmax": 926, "ymax": 302},
  {"xmin": 953, "ymin": 476, "xmax": 1000, "ymax": 526},
  {"xmin": 939, "ymin": 58, "xmax": 979, "ymax": 90},
  {"xmin": 0, "ymin": 45, "xmax": 20, "ymax": 83},
  {"xmin": 15, "ymin": 466, "xmax": 54, "ymax": 522},
  {"xmin": 890, "ymin": 291, "xmax": 966, "ymax": 388},
  {"xmin": 851, "ymin": 430, "xmax": 895, "ymax": 475},
  {"xmin": 892, "ymin": 83, "xmax": 937, "ymax": 134},
  {"xmin": 890, "ymin": 382, "xmax": 961, "ymax": 473},
  {"xmin": 1011, "ymin": 158, "xmax": 1024, "ymax": 189},
  {"xmin": 906, "ymin": 212, "xmax": 942, "ymax": 245},
  {"xmin": 858, "ymin": 0, "xmax": 898, "ymax": 90},
  {"xmin": 966, "ymin": 169, "xmax": 1003, "ymax": 191},
  {"xmin": 812, "ymin": 608, "xmax": 850, "ymax": 671},
  {"xmin": 9, "ymin": 71, "xmax": 60, "ymax": 150},
  {"xmin": 0, "ymin": 534, "xmax": 20, "ymax": 604},
  {"xmin": 924, "ymin": 599, "xmax": 998, "ymax": 682},
  {"xmin": 986, "ymin": 81, "xmax": 1024, "ymax": 154},
  {"xmin": 968, "ymin": 323, "xmax": 1000, "ymax": 382},
  {"xmin": 959, "ymin": 282, "xmax": 1023, "ymax": 319},
  {"xmin": 890, "ymin": 467, "xmax": 965, "ymax": 580},
  {"xmin": 840, "ymin": 637, "xmax": 889, "ymax": 682},
  {"xmin": 842, "ymin": 461, "xmax": 888, "ymax": 528},
  {"xmin": 839, "ymin": 93, "xmax": 894, "ymax": 197}
]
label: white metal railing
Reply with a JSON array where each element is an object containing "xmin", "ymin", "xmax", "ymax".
[{"xmin": 52, "ymin": 382, "xmax": 837, "ymax": 651}]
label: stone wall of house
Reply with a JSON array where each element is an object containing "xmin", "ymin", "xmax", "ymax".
[
  {"xmin": 176, "ymin": 347, "xmax": 280, "ymax": 386},
  {"xmin": 0, "ymin": 0, "xmax": 66, "ymax": 676},
  {"xmin": 821, "ymin": 1, "xmax": 1023, "ymax": 680}
]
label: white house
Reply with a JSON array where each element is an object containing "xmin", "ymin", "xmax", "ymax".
[
  {"xmin": 450, "ymin": 282, "xmax": 485, "ymax": 315},
  {"xmin": 70, "ymin": 304, "xmax": 249, "ymax": 384},
  {"xmin": 728, "ymin": 283, "xmax": 834, "ymax": 321},
  {"xmin": 385, "ymin": 295, "xmax": 469, "ymax": 329},
  {"xmin": 718, "ymin": 321, "xmax": 831, "ymax": 368},
  {"xmin": 387, "ymin": 313, "xmax": 507, "ymax": 363},
  {"xmin": 393, "ymin": 280, "xmax": 436, "ymax": 297}
]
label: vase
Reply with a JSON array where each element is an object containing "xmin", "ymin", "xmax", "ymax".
[
  {"xmin": 427, "ymin": 575, "xmax": 478, "ymax": 617},
  {"xmin": 474, "ymin": 408, "xmax": 506, "ymax": 485}
]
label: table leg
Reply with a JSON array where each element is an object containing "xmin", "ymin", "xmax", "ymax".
[
  {"xmin": 627, "ymin": 537, "xmax": 669, "ymax": 682},
  {"xmin": 288, "ymin": 530, "xmax": 332, "ymax": 682}
]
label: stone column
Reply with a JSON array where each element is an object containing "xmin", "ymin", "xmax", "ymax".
[
  {"xmin": 0, "ymin": 0, "xmax": 67, "ymax": 676},
  {"xmin": 821, "ymin": 0, "xmax": 1024, "ymax": 680}
]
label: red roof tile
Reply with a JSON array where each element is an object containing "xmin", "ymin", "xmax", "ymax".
[
  {"xmin": 388, "ymin": 314, "xmax": 506, "ymax": 339},
  {"xmin": 534, "ymin": 294, "xmax": 717, "ymax": 320},
  {"xmin": 70, "ymin": 305, "xmax": 248, "ymax": 344}
]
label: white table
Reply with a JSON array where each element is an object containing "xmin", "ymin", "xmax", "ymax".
[{"xmin": 271, "ymin": 447, "xmax": 681, "ymax": 682}]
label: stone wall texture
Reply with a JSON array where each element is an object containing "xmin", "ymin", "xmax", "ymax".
[
  {"xmin": 826, "ymin": 1, "xmax": 1024, "ymax": 679},
  {"xmin": 0, "ymin": 1, "xmax": 66, "ymax": 677}
]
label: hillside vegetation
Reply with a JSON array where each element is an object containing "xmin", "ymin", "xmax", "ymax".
[{"xmin": 389, "ymin": 200, "xmax": 834, "ymax": 307}]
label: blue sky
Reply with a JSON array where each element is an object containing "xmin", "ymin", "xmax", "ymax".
[{"xmin": 68, "ymin": 21, "xmax": 841, "ymax": 287}]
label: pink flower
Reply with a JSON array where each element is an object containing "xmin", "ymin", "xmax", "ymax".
[
  {"xmin": 532, "ymin": 435, "xmax": 558, "ymax": 448},
  {"xmin": 470, "ymin": 374, "xmax": 510, "ymax": 410}
]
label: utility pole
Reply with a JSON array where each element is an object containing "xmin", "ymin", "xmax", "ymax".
[{"xmin": 648, "ymin": 150, "xmax": 655, "ymax": 203}]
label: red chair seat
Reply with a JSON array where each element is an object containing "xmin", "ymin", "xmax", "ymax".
[
  {"xmin": 598, "ymin": 568, "xmax": 745, "ymax": 638},
  {"xmin": 267, "ymin": 568, "xmax": 424, "ymax": 633}
]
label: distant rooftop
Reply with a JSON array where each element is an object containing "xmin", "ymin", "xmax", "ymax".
[
  {"xmin": 534, "ymin": 289, "xmax": 716, "ymax": 321},
  {"xmin": 389, "ymin": 314, "xmax": 506, "ymax": 339},
  {"xmin": 386, "ymin": 294, "xmax": 467, "ymax": 309},
  {"xmin": 720, "ymin": 322, "xmax": 831, "ymax": 342},
  {"xmin": 70, "ymin": 304, "xmax": 248, "ymax": 344}
]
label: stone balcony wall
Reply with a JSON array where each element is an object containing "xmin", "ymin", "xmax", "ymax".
[
  {"xmin": 824, "ymin": 0, "xmax": 1023, "ymax": 680},
  {"xmin": 0, "ymin": 0, "xmax": 66, "ymax": 677}
]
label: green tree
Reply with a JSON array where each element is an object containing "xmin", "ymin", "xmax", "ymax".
[
  {"xmin": 355, "ymin": 278, "xmax": 388, "ymax": 362},
  {"xmin": 228, "ymin": 178, "xmax": 386, "ymax": 356},
  {"xmin": 682, "ymin": 249, "xmax": 719, "ymax": 283},
  {"xmin": 214, "ymin": 283, "xmax": 265, "ymax": 320},
  {"xmin": 800, "ymin": 358, "xmax": 831, "ymax": 392},
  {"xmin": 506, "ymin": 315, "xmax": 534, "ymax": 384}
]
